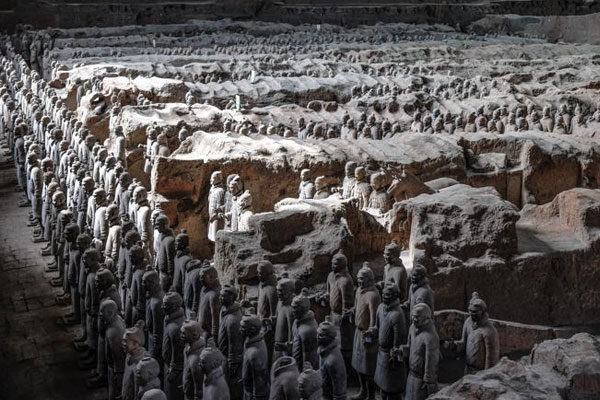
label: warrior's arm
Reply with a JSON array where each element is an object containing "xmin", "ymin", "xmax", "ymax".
[
  {"xmin": 423, "ymin": 336, "xmax": 440, "ymax": 383},
  {"xmin": 209, "ymin": 295, "xmax": 220, "ymax": 338},
  {"xmin": 484, "ymin": 330, "xmax": 500, "ymax": 369}
]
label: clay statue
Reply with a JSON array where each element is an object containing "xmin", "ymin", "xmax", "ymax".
[
  {"xmin": 199, "ymin": 347, "xmax": 230, "ymax": 400},
  {"xmin": 317, "ymin": 318, "xmax": 348, "ymax": 400},
  {"xmin": 124, "ymin": 236, "xmax": 144, "ymax": 326},
  {"xmin": 135, "ymin": 356, "xmax": 162, "ymax": 400},
  {"xmin": 444, "ymin": 292, "xmax": 499, "ymax": 374},
  {"xmin": 63, "ymin": 222, "xmax": 82, "ymax": 325},
  {"xmin": 381, "ymin": 240, "xmax": 408, "ymax": 302},
  {"xmin": 374, "ymin": 283, "xmax": 407, "ymax": 400},
  {"xmin": 162, "ymin": 291, "xmax": 186, "ymax": 400},
  {"xmin": 117, "ymin": 172, "xmax": 132, "ymax": 217},
  {"xmin": 134, "ymin": 186, "xmax": 153, "ymax": 257},
  {"xmin": 225, "ymin": 174, "xmax": 243, "ymax": 232},
  {"xmin": 404, "ymin": 265, "xmax": 434, "ymax": 316},
  {"xmin": 320, "ymin": 252, "xmax": 354, "ymax": 370},
  {"xmin": 73, "ymin": 233, "xmax": 93, "ymax": 349},
  {"xmin": 115, "ymin": 125, "xmax": 127, "ymax": 167},
  {"xmin": 98, "ymin": 299, "xmax": 126, "ymax": 400},
  {"xmin": 403, "ymin": 303, "xmax": 439, "ymax": 400},
  {"xmin": 208, "ymin": 171, "xmax": 226, "ymax": 242},
  {"xmin": 292, "ymin": 289, "xmax": 319, "ymax": 370},
  {"xmin": 80, "ymin": 248, "xmax": 102, "ymax": 369},
  {"xmin": 90, "ymin": 268, "xmax": 122, "ymax": 389},
  {"xmin": 198, "ymin": 264, "xmax": 221, "ymax": 339},
  {"xmin": 218, "ymin": 284, "xmax": 243, "ymax": 400},
  {"xmin": 104, "ymin": 203, "xmax": 122, "ymax": 269},
  {"xmin": 351, "ymin": 264, "xmax": 381, "ymax": 400},
  {"xmin": 273, "ymin": 275, "xmax": 296, "ymax": 361},
  {"xmin": 181, "ymin": 319, "xmax": 206, "ymax": 400},
  {"xmin": 256, "ymin": 260, "xmax": 278, "ymax": 363},
  {"xmin": 367, "ymin": 172, "xmax": 390, "ymax": 213},
  {"xmin": 313, "ymin": 176, "xmax": 330, "ymax": 199},
  {"xmin": 342, "ymin": 161, "xmax": 357, "ymax": 199},
  {"xmin": 240, "ymin": 312, "xmax": 270, "ymax": 400},
  {"xmin": 298, "ymin": 364, "xmax": 323, "ymax": 400},
  {"xmin": 122, "ymin": 320, "xmax": 148, "ymax": 400},
  {"xmin": 351, "ymin": 167, "xmax": 371, "ymax": 210},
  {"xmin": 173, "ymin": 230, "xmax": 191, "ymax": 297},
  {"xmin": 269, "ymin": 356, "xmax": 300, "ymax": 400},
  {"xmin": 142, "ymin": 389, "xmax": 168, "ymax": 400},
  {"xmin": 154, "ymin": 214, "xmax": 176, "ymax": 291},
  {"xmin": 183, "ymin": 259, "xmax": 202, "ymax": 318},
  {"xmin": 143, "ymin": 270, "xmax": 165, "ymax": 361},
  {"xmin": 236, "ymin": 190, "xmax": 254, "ymax": 232},
  {"xmin": 298, "ymin": 169, "xmax": 315, "ymax": 200}
]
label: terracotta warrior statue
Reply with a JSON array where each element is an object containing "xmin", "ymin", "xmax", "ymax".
[
  {"xmin": 298, "ymin": 169, "xmax": 315, "ymax": 200},
  {"xmin": 404, "ymin": 264, "xmax": 434, "ymax": 316},
  {"xmin": 444, "ymin": 292, "xmax": 499, "ymax": 374},
  {"xmin": 317, "ymin": 318, "xmax": 348, "ymax": 400},
  {"xmin": 122, "ymin": 320, "xmax": 148, "ymax": 400},
  {"xmin": 351, "ymin": 264, "xmax": 381, "ymax": 400},
  {"xmin": 143, "ymin": 270, "xmax": 164, "ymax": 362},
  {"xmin": 63, "ymin": 222, "xmax": 82, "ymax": 325},
  {"xmin": 319, "ymin": 252, "xmax": 354, "ymax": 371},
  {"xmin": 198, "ymin": 264, "xmax": 221, "ymax": 340},
  {"xmin": 198, "ymin": 347, "xmax": 230, "ymax": 400},
  {"xmin": 208, "ymin": 171, "xmax": 226, "ymax": 242},
  {"xmin": 273, "ymin": 275, "xmax": 296, "ymax": 361},
  {"xmin": 380, "ymin": 240, "xmax": 408, "ymax": 302},
  {"xmin": 367, "ymin": 172, "xmax": 390, "ymax": 213},
  {"xmin": 117, "ymin": 172, "xmax": 132, "ymax": 217},
  {"xmin": 313, "ymin": 176, "xmax": 330, "ymax": 199},
  {"xmin": 218, "ymin": 284, "xmax": 243, "ymax": 400},
  {"xmin": 254, "ymin": 261, "xmax": 277, "ymax": 361},
  {"xmin": 154, "ymin": 214, "xmax": 176, "ymax": 291},
  {"xmin": 183, "ymin": 259, "xmax": 202, "ymax": 318},
  {"xmin": 73, "ymin": 234, "xmax": 93, "ymax": 350},
  {"xmin": 181, "ymin": 319, "xmax": 206, "ymax": 400},
  {"xmin": 342, "ymin": 161, "xmax": 357, "ymax": 199},
  {"xmin": 173, "ymin": 230, "xmax": 191, "ymax": 297},
  {"xmin": 403, "ymin": 303, "xmax": 439, "ymax": 400},
  {"xmin": 351, "ymin": 167, "xmax": 371, "ymax": 211},
  {"xmin": 292, "ymin": 289, "xmax": 319, "ymax": 370},
  {"xmin": 240, "ymin": 312, "xmax": 270, "ymax": 400},
  {"xmin": 134, "ymin": 186, "xmax": 153, "ymax": 258},
  {"xmin": 225, "ymin": 174, "xmax": 243, "ymax": 232},
  {"xmin": 123, "ymin": 234, "xmax": 143, "ymax": 326},
  {"xmin": 80, "ymin": 248, "xmax": 102, "ymax": 369},
  {"xmin": 89, "ymin": 268, "xmax": 122, "ymax": 389},
  {"xmin": 375, "ymin": 284, "xmax": 407, "ymax": 400},
  {"xmin": 142, "ymin": 389, "xmax": 167, "ymax": 400},
  {"xmin": 98, "ymin": 299, "xmax": 126, "ymax": 400},
  {"xmin": 298, "ymin": 364, "xmax": 323, "ymax": 400},
  {"xmin": 236, "ymin": 191, "xmax": 254, "ymax": 232},
  {"xmin": 104, "ymin": 204, "xmax": 122, "ymax": 270},
  {"xmin": 270, "ymin": 356, "xmax": 301, "ymax": 400},
  {"xmin": 162, "ymin": 291, "xmax": 186, "ymax": 400},
  {"xmin": 135, "ymin": 356, "xmax": 162, "ymax": 400}
]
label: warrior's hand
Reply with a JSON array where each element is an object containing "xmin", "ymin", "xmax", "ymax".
[
  {"xmin": 423, "ymin": 382, "xmax": 438, "ymax": 395},
  {"xmin": 390, "ymin": 347, "xmax": 403, "ymax": 360}
]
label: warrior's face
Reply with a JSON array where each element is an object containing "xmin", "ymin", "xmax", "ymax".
[{"xmin": 468, "ymin": 304, "xmax": 485, "ymax": 323}]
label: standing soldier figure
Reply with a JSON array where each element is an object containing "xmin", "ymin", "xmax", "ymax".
[
  {"xmin": 403, "ymin": 303, "xmax": 439, "ymax": 400},
  {"xmin": 208, "ymin": 171, "xmax": 226, "ymax": 243},
  {"xmin": 218, "ymin": 284, "xmax": 243, "ymax": 400},
  {"xmin": 444, "ymin": 292, "xmax": 499, "ymax": 374},
  {"xmin": 351, "ymin": 264, "xmax": 380, "ymax": 400},
  {"xmin": 375, "ymin": 283, "xmax": 407, "ymax": 400}
]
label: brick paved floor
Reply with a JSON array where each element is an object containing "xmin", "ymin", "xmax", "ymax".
[{"xmin": 0, "ymin": 150, "xmax": 104, "ymax": 400}]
